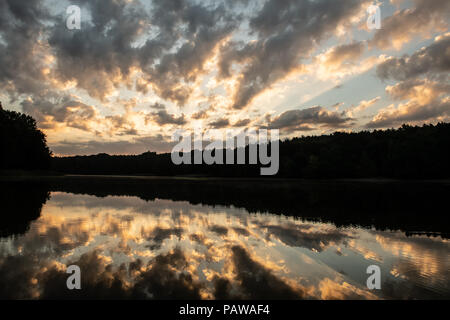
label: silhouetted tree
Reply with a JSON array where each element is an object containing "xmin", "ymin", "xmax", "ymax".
[{"xmin": 0, "ymin": 102, "xmax": 52, "ymax": 170}]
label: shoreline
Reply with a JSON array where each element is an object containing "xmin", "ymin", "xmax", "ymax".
[{"xmin": 1, "ymin": 173, "xmax": 450, "ymax": 185}]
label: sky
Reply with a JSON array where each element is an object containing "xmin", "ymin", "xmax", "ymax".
[{"xmin": 0, "ymin": 0, "xmax": 449, "ymax": 156}]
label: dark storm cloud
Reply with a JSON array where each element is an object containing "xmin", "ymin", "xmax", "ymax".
[
  {"xmin": 0, "ymin": 0, "xmax": 54, "ymax": 99},
  {"xmin": 137, "ymin": 4, "xmax": 237, "ymax": 106},
  {"xmin": 21, "ymin": 95, "xmax": 141, "ymax": 136},
  {"xmin": 149, "ymin": 102, "xmax": 166, "ymax": 110},
  {"xmin": 218, "ymin": 0, "xmax": 371, "ymax": 109},
  {"xmin": 21, "ymin": 96, "xmax": 98, "ymax": 131},
  {"xmin": 208, "ymin": 118, "xmax": 230, "ymax": 129},
  {"xmin": 1, "ymin": 0, "xmax": 238, "ymax": 107},
  {"xmin": 376, "ymin": 34, "xmax": 450, "ymax": 81},
  {"xmin": 51, "ymin": 0, "xmax": 237, "ymax": 105},
  {"xmin": 232, "ymin": 118, "xmax": 251, "ymax": 127},
  {"xmin": 191, "ymin": 109, "xmax": 209, "ymax": 120},
  {"xmin": 48, "ymin": 0, "xmax": 149, "ymax": 101},
  {"xmin": 264, "ymin": 106, "xmax": 353, "ymax": 131},
  {"xmin": 148, "ymin": 108, "xmax": 187, "ymax": 126}
]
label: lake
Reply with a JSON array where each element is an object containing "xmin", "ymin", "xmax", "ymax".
[{"xmin": 0, "ymin": 177, "xmax": 449, "ymax": 299}]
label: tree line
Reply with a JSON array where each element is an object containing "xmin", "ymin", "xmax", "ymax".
[
  {"xmin": 1, "ymin": 104, "xmax": 449, "ymax": 179},
  {"xmin": 52, "ymin": 123, "xmax": 450, "ymax": 179}
]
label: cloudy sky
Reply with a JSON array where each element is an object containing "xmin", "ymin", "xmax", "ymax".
[{"xmin": 1, "ymin": 0, "xmax": 449, "ymax": 155}]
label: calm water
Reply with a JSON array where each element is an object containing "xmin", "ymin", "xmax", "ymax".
[{"xmin": 0, "ymin": 181, "xmax": 449, "ymax": 299}]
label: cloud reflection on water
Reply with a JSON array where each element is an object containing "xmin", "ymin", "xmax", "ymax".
[{"xmin": 0, "ymin": 192, "xmax": 448, "ymax": 299}]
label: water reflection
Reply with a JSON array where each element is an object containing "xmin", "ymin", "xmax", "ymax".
[{"xmin": 0, "ymin": 191, "xmax": 448, "ymax": 299}]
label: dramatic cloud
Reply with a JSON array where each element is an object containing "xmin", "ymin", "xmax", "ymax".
[
  {"xmin": 323, "ymin": 42, "xmax": 366, "ymax": 66},
  {"xmin": 0, "ymin": 0, "xmax": 54, "ymax": 99},
  {"xmin": 369, "ymin": 0, "xmax": 450, "ymax": 50},
  {"xmin": 366, "ymin": 98, "xmax": 450, "ymax": 128},
  {"xmin": 1, "ymin": 0, "xmax": 449, "ymax": 154},
  {"xmin": 134, "ymin": 0, "xmax": 238, "ymax": 106},
  {"xmin": 315, "ymin": 41, "xmax": 366, "ymax": 73},
  {"xmin": 376, "ymin": 33, "xmax": 450, "ymax": 81},
  {"xmin": 208, "ymin": 118, "xmax": 230, "ymax": 129},
  {"xmin": 47, "ymin": 0, "xmax": 236, "ymax": 104},
  {"xmin": 21, "ymin": 96, "xmax": 99, "ymax": 131},
  {"xmin": 48, "ymin": 0, "xmax": 149, "ymax": 101},
  {"xmin": 350, "ymin": 97, "xmax": 381, "ymax": 114},
  {"xmin": 385, "ymin": 79, "xmax": 450, "ymax": 103},
  {"xmin": 1, "ymin": 0, "xmax": 237, "ymax": 106},
  {"xmin": 191, "ymin": 109, "xmax": 210, "ymax": 120},
  {"xmin": 265, "ymin": 106, "xmax": 353, "ymax": 132},
  {"xmin": 342, "ymin": 97, "xmax": 381, "ymax": 119},
  {"xmin": 217, "ymin": 0, "xmax": 372, "ymax": 109},
  {"xmin": 232, "ymin": 118, "xmax": 251, "ymax": 127},
  {"xmin": 313, "ymin": 41, "xmax": 385, "ymax": 79},
  {"xmin": 368, "ymin": 33, "xmax": 450, "ymax": 128},
  {"xmin": 148, "ymin": 108, "xmax": 187, "ymax": 126},
  {"xmin": 366, "ymin": 79, "xmax": 450, "ymax": 128}
]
